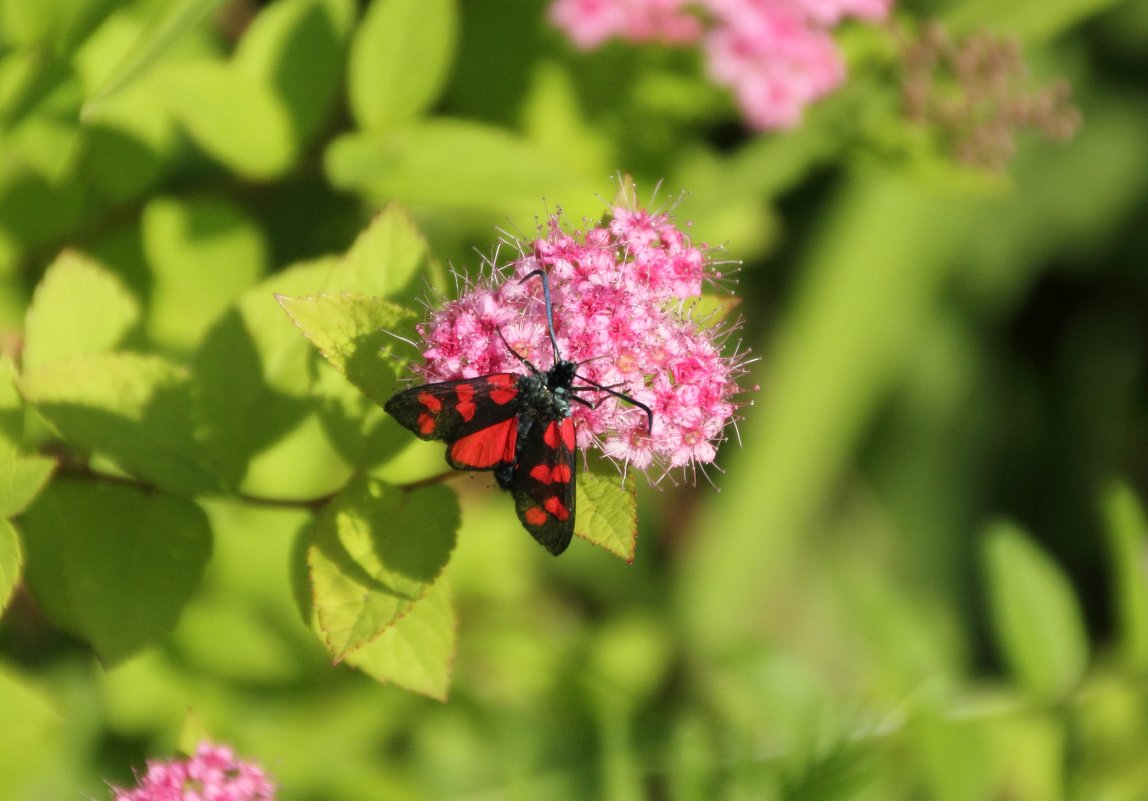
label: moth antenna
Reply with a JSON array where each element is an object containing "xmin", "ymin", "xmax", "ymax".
[
  {"xmin": 575, "ymin": 353, "xmax": 611, "ymax": 368},
  {"xmin": 519, "ymin": 269, "xmax": 562, "ymax": 366}
]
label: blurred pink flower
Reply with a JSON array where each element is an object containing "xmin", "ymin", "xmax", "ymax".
[
  {"xmin": 549, "ymin": 0, "xmax": 702, "ymax": 49},
  {"xmin": 111, "ymin": 742, "xmax": 275, "ymax": 801},
  {"xmin": 792, "ymin": 0, "xmax": 893, "ymax": 25},
  {"xmin": 703, "ymin": 1, "xmax": 845, "ymax": 129},
  {"xmin": 415, "ymin": 202, "xmax": 748, "ymax": 473},
  {"xmin": 549, "ymin": 0, "xmax": 893, "ymax": 129}
]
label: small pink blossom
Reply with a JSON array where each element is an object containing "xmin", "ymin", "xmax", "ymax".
[
  {"xmin": 703, "ymin": 3, "xmax": 845, "ymax": 129},
  {"xmin": 111, "ymin": 742, "xmax": 275, "ymax": 801},
  {"xmin": 549, "ymin": 0, "xmax": 893, "ymax": 129},
  {"xmin": 413, "ymin": 199, "xmax": 748, "ymax": 476},
  {"xmin": 549, "ymin": 0, "xmax": 703, "ymax": 49},
  {"xmin": 795, "ymin": 0, "xmax": 893, "ymax": 24}
]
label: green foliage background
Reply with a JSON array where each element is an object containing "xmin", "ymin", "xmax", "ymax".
[{"xmin": 1, "ymin": 0, "xmax": 1148, "ymax": 798}]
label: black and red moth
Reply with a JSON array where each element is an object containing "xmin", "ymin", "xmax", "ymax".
[{"xmin": 384, "ymin": 271, "xmax": 651, "ymax": 556}]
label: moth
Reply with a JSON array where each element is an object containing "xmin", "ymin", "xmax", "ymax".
[{"xmin": 384, "ymin": 271, "xmax": 651, "ymax": 555}]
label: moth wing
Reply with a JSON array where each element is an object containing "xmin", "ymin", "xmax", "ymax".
[
  {"xmin": 384, "ymin": 373, "xmax": 522, "ymax": 471},
  {"xmin": 510, "ymin": 416, "xmax": 576, "ymax": 556}
]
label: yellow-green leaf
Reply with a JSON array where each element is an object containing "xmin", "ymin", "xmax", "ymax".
[
  {"xmin": 982, "ymin": 521, "xmax": 1089, "ymax": 700},
  {"xmin": 142, "ymin": 195, "xmax": 266, "ymax": 352},
  {"xmin": 0, "ymin": 444, "xmax": 55, "ymax": 519},
  {"xmin": 277, "ymin": 293, "xmax": 414, "ymax": 407},
  {"xmin": 23, "ymin": 251, "xmax": 140, "ymax": 370},
  {"xmin": 309, "ymin": 477, "xmax": 458, "ymax": 660},
  {"xmin": 21, "ymin": 479, "xmax": 212, "ymax": 665},
  {"xmin": 163, "ymin": 59, "xmax": 295, "ymax": 178},
  {"xmin": 0, "ymin": 519, "xmax": 22, "ymax": 615},
  {"xmin": 1102, "ymin": 480, "xmax": 1148, "ymax": 674},
  {"xmin": 18, "ymin": 352, "xmax": 218, "ymax": 496},
  {"xmin": 81, "ymin": 0, "xmax": 228, "ymax": 118},
  {"xmin": 576, "ymin": 470, "xmax": 638, "ymax": 562},
  {"xmin": 348, "ymin": 0, "xmax": 457, "ymax": 131},
  {"xmin": 345, "ymin": 576, "xmax": 455, "ymax": 700}
]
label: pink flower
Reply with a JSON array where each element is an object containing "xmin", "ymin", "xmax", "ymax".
[
  {"xmin": 549, "ymin": 0, "xmax": 703, "ymax": 49},
  {"xmin": 111, "ymin": 742, "xmax": 275, "ymax": 801},
  {"xmin": 703, "ymin": 1, "xmax": 845, "ymax": 129},
  {"xmin": 549, "ymin": 0, "xmax": 893, "ymax": 129},
  {"xmin": 413, "ymin": 201, "xmax": 748, "ymax": 476},
  {"xmin": 794, "ymin": 0, "xmax": 893, "ymax": 25}
]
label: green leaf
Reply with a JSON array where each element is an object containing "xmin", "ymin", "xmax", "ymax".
[
  {"xmin": 0, "ymin": 172, "xmax": 95, "ymax": 256},
  {"xmin": 348, "ymin": 0, "xmax": 457, "ymax": 131},
  {"xmin": 142, "ymin": 195, "xmax": 267, "ymax": 352},
  {"xmin": 277, "ymin": 293, "xmax": 414, "ymax": 407},
  {"xmin": 163, "ymin": 59, "xmax": 295, "ymax": 178},
  {"xmin": 309, "ymin": 477, "xmax": 458, "ymax": 661},
  {"xmin": 0, "ymin": 0, "xmax": 119, "ymax": 52},
  {"xmin": 917, "ymin": 711, "xmax": 996, "ymax": 801},
  {"xmin": 7, "ymin": 106, "xmax": 82, "ymax": 184},
  {"xmin": 21, "ymin": 478, "xmax": 212, "ymax": 664},
  {"xmin": 521, "ymin": 61, "xmax": 613, "ymax": 175},
  {"xmin": 344, "ymin": 575, "xmax": 456, "ymax": 700},
  {"xmin": 235, "ymin": 0, "xmax": 354, "ymax": 150},
  {"xmin": 73, "ymin": 12, "xmax": 181, "ymax": 202},
  {"xmin": 171, "ymin": 499, "xmax": 318, "ymax": 684},
  {"xmin": 191, "ymin": 259, "xmax": 353, "ymax": 498},
  {"xmin": 0, "ymin": 519, "xmax": 22, "ymax": 615},
  {"xmin": 1101, "ymin": 480, "xmax": 1148, "ymax": 674},
  {"xmin": 192, "ymin": 209, "xmax": 431, "ymax": 499},
  {"xmin": 945, "ymin": 0, "xmax": 1127, "ymax": 44},
  {"xmin": 339, "ymin": 203, "xmax": 434, "ymax": 301},
  {"xmin": 81, "ymin": 0, "xmax": 228, "ymax": 119},
  {"xmin": 0, "ymin": 3, "xmax": 59, "ymax": 47},
  {"xmin": 23, "ymin": 250, "xmax": 140, "ymax": 370},
  {"xmin": 0, "ymin": 666, "xmax": 58, "ymax": 797},
  {"xmin": 76, "ymin": 103, "xmax": 175, "ymax": 205},
  {"xmin": 0, "ymin": 356, "xmax": 22, "ymax": 445},
  {"xmin": 685, "ymin": 293, "xmax": 742, "ymax": 330},
  {"xmin": 576, "ymin": 470, "xmax": 638, "ymax": 562},
  {"xmin": 585, "ymin": 615, "xmax": 672, "ymax": 709},
  {"xmin": 324, "ymin": 120, "xmax": 597, "ymax": 222},
  {"xmin": 18, "ymin": 352, "xmax": 219, "ymax": 496},
  {"xmin": 0, "ymin": 444, "xmax": 55, "ymax": 518},
  {"xmin": 982, "ymin": 521, "xmax": 1089, "ymax": 700}
]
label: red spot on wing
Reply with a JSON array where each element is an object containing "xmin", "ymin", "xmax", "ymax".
[
  {"xmin": 453, "ymin": 383, "xmax": 477, "ymax": 421},
  {"xmin": 487, "ymin": 374, "xmax": 518, "ymax": 405},
  {"xmin": 542, "ymin": 419, "xmax": 576, "ymax": 450},
  {"xmin": 418, "ymin": 392, "xmax": 442, "ymax": 413},
  {"xmin": 524, "ymin": 506, "xmax": 547, "ymax": 526},
  {"xmin": 448, "ymin": 417, "xmax": 517, "ymax": 469},
  {"xmin": 559, "ymin": 418, "xmax": 575, "ymax": 449},
  {"xmin": 544, "ymin": 496, "xmax": 569, "ymax": 521},
  {"xmin": 529, "ymin": 463, "xmax": 569, "ymax": 485},
  {"xmin": 417, "ymin": 413, "xmax": 435, "ymax": 436},
  {"xmin": 543, "ymin": 421, "xmax": 560, "ymax": 449}
]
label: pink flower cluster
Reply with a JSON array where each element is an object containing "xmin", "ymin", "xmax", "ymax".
[
  {"xmin": 417, "ymin": 202, "xmax": 747, "ymax": 472},
  {"xmin": 549, "ymin": 0, "xmax": 893, "ymax": 129},
  {"xmin": 550, "ymin": 0, "xmax": 702, "ymax": 48},
  {"xmin": 112, "ymin": 743, "xmax": 275, "ymax": 801}
]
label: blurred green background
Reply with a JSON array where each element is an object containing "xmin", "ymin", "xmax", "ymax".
[{"xmin": 2, "ymin": 0, "xmax": 1148, "ymax": 798}]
